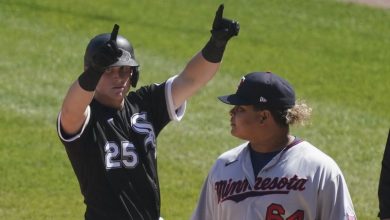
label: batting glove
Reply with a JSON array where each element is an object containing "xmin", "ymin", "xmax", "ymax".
[
  {"xmin": 78, "ymin": 24, "xmax": 122, "ymax": 91},
  {"xmin": 202, "ymin": 4, "xmax": 240, "ymax": 63}
]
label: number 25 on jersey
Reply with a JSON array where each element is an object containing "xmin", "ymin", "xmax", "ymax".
[{"xmin": 105, "ymin": 141, "xmax": 139, "ymax": 169}]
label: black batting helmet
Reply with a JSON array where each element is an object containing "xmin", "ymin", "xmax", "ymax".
[{"xmin": 84, "ymin": 33, "xmax": 140, "ymax": 87}]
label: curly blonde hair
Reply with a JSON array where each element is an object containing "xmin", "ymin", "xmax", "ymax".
[{"xmin": 285, "ymin": 100, "xmax": 312, "ymax": 126}]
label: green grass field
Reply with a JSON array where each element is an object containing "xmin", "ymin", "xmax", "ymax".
[{"xmin": 0, "ymin": 0, "xmax": 389, "ymax": 219}]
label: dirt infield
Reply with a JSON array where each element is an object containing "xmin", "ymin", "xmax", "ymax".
[{"xmin": 344, "ymin": 0, "xmax": 390, "ymax": 9}]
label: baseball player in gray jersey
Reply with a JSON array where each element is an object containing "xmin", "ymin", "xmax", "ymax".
[{"xmin": 191, "ymin": 72, "xmax": 356, "ymax": 220}]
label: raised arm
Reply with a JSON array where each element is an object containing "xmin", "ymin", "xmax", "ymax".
[
  {"xmin": 171, "ymin": 4, "xmax": 239, "ymax": 109},
  {"xmin": 60, "ymin": 25, "xmax": 122, "ymax": 135}
]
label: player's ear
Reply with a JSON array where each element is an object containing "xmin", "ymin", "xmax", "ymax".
[
  {"xmin": 257, "ymin": 110, "xmax": 269, "ymax": 124},
  {"xmin": 257, "ymin": 110, "xmax": 267, "ymax": 124}
]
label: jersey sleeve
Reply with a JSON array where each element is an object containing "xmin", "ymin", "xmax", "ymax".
[
  {"xmin": 164, "ymin": 75, "xmax": 186, "ymax": 121},
  {"xmin": 190, "ymin": 173, "xmax": 216, "ymax": 220},
  {"xmin": 131, "ymin": 75, "xmax": 186, "ymax": 135},
  {"xmin": 56, "ymin": 106, "xmax": 91, "ymax": 143},
  {"xmin": 316, "ymin": 172, "xmax": 356, "ymax": 220}
]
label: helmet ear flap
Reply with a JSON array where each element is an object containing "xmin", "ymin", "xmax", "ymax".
[{"xmin": 131, "ymin": 67, "xmax": 139, "ymax": 87}]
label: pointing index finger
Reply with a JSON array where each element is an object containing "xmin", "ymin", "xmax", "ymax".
[
  {"xmin": 213, "ymin": 4, "xmax": 224, "ymax": 28},
  {"xmin": 217, "ymin": 4, "xmax": 224, "ymax": 18},
  {"xmin": 110, "ymin": 24, "xmax": 120, "ymax": 41}
]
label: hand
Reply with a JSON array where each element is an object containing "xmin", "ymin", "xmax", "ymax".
[
  {"xmin": 210, "ymin": 4, "xmax": 240, "ymax": 46},
  {"xmin": 78, "ymin": 24, "xmax": 124, "ymax": 91},
  {"xmin": 90, "ymin": 24, "xmax": 123, "ymax": 72}
]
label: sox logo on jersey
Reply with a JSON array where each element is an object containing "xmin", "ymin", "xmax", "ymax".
[{"xmin": 131, "ymin": 112, "xmax": 158, "ymax": 159}]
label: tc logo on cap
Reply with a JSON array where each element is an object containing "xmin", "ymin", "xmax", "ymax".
[{"xmin": 237, "ymin": 76, "xmax": 245, "ymax": 89}]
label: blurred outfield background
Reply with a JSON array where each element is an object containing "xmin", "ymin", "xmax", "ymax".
[{"xmin": 0, "ymin": 0, "xmax": 389, "ymax": 219}]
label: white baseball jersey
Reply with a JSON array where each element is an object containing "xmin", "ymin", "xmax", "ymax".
[{"xmin": 191, "ymin": 139, "xmax": 356, "ymax": 220}]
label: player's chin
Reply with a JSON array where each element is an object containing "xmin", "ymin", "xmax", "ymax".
[
  {"xmin": 110, "ymin": 92, "xmax": 123, "ymax": 99},
  {"xmin": 231, "ymin": 132, "xmax": 244, "ymax": 140},
  {"xmin": 230, "ymin": 128, "xmax": 238, "ymax": 137},
  {"xmin": 108, "ymin": 92, "xmax": 126, "ymax": 102},
  {"xmin": 231, "ymin": 129, "xmax": 247, "ymax": 140}
]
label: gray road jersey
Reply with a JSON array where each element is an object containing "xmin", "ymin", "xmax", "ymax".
[{"xmin": 191, "ymin": 140, "xmax": 356, "ymax": 220}]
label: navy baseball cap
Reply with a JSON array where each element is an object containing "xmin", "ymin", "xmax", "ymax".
[{"xmin": 218, "ymin": 72, "xmax": 295, "ymax": 108}]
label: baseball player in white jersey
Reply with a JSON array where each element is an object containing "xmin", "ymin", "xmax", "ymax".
[{"xmin": 191, "ymin": 72, "xmax": 356, "ymax": 220}]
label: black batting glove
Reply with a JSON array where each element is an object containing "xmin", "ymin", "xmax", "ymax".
[
  {"xmin": 202, "ymin": 4, "xmax": 240, "ymax": 63},
  {"xmin": 78, "ymin": 24, "xmax": 123, "ymax": 91},
  {"xmin": 90, "ymin": 24, "xmax": 122, "ymax": 72},
  {"xmin": 210, "ymin": 4, "xmax": 240, "ymax": 46}
]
